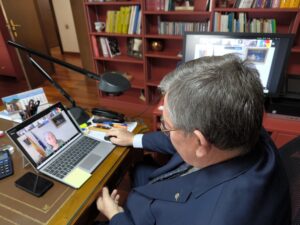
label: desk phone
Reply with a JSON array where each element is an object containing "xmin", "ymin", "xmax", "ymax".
[{"xmin": 0, "ymin": 150, "xmax": 13, "ymax": 179}]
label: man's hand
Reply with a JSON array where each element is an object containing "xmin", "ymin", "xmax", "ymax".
[
  {"xmin": 97, "ymin": 187, "xmax": 124, "ymax": 220},
  {"xmin": 106, "ymin": 128, "xmax": 134, "ymax": 146}
]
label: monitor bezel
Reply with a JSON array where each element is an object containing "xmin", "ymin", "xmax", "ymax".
[{"xmin": 183, "ymin": 32, "xmax": 294, "ymax": 96}]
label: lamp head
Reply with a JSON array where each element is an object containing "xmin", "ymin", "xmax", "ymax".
[{"xmin": 99, "ymin": 71, "xmax": 131, "ymax": 96}]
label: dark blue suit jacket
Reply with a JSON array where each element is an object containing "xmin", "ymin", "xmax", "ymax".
[{"xmin": 110, "ymin": 131, "xmax": 291, "ymax": 225}]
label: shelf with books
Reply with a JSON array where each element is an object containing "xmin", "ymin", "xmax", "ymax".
[
  {"xmin": 92, "ymin": 35, "xmax": 144, "ymax": 61},
  {"xmin": 145, "ymin": 0, "xmax": 210, "ymax": 12},
  {"xmin": 144, "ymin": 11, "xmax": 211, "ymax": 16},
  {"xmin": 85, "ymin": 1, "xmax": 141, "ymax": 6},
  {"xmin": 144, "ymin": 14, "xmax": 211, "ymax": 36},
  {"xmin": 214, "ymin": 8, "xmax": 299, "ymax": 12},
  {"xmin": 86, "ymin": 2, "xmax": 142, "ymax": 35},
  {"xmin": 215, "ymin": 0, "xmax": 300, "ymax": 9},
  {"xmin": 213, "ymin": 10, "xmax": 297, "ymax": 33}
]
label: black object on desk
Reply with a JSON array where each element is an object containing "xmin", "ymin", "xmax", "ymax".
[
  {"xmin": 0, "ymin": 150, "xmax": 13, "ymax": 179},
  {"xmin": 15, "ymin": 172, "xmax": 53, "ymax": 197}
]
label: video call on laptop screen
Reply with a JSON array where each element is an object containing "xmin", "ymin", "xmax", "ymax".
[{"xmin": 8, "ymin": 104, "xmax": 79, "ymax": 167}]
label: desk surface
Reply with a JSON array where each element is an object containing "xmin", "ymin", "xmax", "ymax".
[{"xmin": 0, "ymin": 118, "xmax": 145, "ymax": 225}]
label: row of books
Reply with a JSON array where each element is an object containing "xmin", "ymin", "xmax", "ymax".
[
  {"xmin": 158, "ymin": 21, "xmax": 210, "ymax": 35},
  {"xmin": 214, "ymin": 12, "xmax": 276, "ymax": 33},
  {"xmin": 146, "ymin": 0, "xmax": 209, "ymax": 11},
  {"xmin": 158, "ymin": 18, "xmax": 209, "ymax": 35},
  {"xmin": 105, "ymin": 5, "xmax": 141, "ymax": 34},
  {"xmin": 233, "ymin": 0, "xmax": 300, "ymax": 8},
  {"xmin": 98, "ymin": 37, "xmax": 121, "ymax": 58}
]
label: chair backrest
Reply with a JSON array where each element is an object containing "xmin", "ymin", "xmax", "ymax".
[{"xmin": 279, "ymin": 136, "xmax": 300, "ymax": 225}]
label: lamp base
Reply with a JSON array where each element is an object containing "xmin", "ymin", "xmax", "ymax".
[{"xmin": 68, "ymin": 106, "xmax": 90, "ymax": 125}]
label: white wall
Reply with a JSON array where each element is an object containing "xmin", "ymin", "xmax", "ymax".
[{"xmin": 52, "ymin": 0, "xmax": 79, "ymax": 53}]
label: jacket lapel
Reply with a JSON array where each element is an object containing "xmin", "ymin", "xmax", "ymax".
[
  {"xmin": 148, "ymin": 153, "xmax": 184, "ymax": 179},
  {"xmin": 134, "ymin": 145, "xmax": 262, "ymax": 203}
]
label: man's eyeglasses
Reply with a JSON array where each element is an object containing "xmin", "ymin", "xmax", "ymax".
[{"xmin": 160, "ymin": 117, "xmax": 177, "ymax": 136}]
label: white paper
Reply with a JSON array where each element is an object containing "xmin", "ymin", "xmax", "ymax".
[{"xmin": 87, "ymin": 121, "xmax": 137, "ymax": 143}]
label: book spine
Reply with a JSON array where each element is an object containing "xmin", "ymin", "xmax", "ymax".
[
  {"xmin": 128, "ymin": 6, "xmax": 136, "ymax": 34},
  {"xmin": 104, "ymin": 38, "xmax": 113, "ymax": 57},
  {"xmin": 280, "ymin": 0, "xmax": 291, "ymax": 7},
  {"xmin": 289, "ymin": 0, "xmax": 300, "ymax": 8},
  {"xmin": 91, "ymin": 36, "xmax": 99, "ymax": 57},
  {"xmin": 271, "ymin": 0, "xmax": 280, "ymax": 7},
  {"xmin": 99, "ymin": 37, "xmax": 108, "ymax": 57},
  {"xmin": 122, "ymin": 6, "xmax": 131, "ymax": 34},
  {"xmin": 136, "ymin": 10, "xmax": 142, "ymax": 34},
  {"xmin": 133, "ymin": 5, "xmax": 140, "ymax": 34}
]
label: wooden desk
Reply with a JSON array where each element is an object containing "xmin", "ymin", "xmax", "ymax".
[{"xmin": 0, "ymin": 118, "xmax": 145, "ymax": 225}]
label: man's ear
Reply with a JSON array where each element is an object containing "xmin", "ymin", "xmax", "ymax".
[{"xmin": 193, "ymin": 130, "xmax": 211, "ymax": 158}]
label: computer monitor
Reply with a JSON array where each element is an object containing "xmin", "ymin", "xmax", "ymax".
[{"xmin": 183, "ymin": 32, "xmax": 294, "ymax": 95}]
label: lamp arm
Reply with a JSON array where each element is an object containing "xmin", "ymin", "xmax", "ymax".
[
  {"xmin": 29, "ymin": 57, "xmax": 77, "ymax": 108},
  {"xmin": 7, "ymin": 40, "xmax": 101, "ymax": 81}
]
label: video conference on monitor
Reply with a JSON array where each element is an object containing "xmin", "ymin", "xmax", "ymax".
[{"xmin": 183, "ymin": 32, "xmax": 293, "ymax": 95}]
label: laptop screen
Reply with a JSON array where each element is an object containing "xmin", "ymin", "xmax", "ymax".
[{"xmin": 7, "ymin": 102, "xmax": 81, "ymax": 168}]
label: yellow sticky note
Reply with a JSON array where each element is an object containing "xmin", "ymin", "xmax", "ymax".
[{"xmin": 63, "ymin": 168, "xmax": 91, "ymax": 189}]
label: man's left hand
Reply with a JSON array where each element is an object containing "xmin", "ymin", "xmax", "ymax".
[{"xmin": 96, "ymin": 187, "xmax": 124, "ymax": 220}]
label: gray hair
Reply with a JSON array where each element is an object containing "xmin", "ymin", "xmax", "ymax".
[{"xmin": 159, "ymin": 54, "xmax": 264, "ymax": 151}]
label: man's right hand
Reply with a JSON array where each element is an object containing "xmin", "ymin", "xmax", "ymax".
[{"xmin": 106, "ymin": 128, "xmax": 134, "ymax": 146}]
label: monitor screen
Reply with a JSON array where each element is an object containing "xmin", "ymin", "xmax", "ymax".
[{"xmin": 183, "ymin": 32, "xmax": 293, "ymax": 95}]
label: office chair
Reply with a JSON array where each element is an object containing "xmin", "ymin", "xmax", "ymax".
[{"xmin": 279, "ymin": 136, "xmax": 300, "ymax": 225}]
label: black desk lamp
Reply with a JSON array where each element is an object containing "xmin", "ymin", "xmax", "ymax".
[{"xmin": 8, "ymin": 40, "xmax": 131, "ymax": 124}]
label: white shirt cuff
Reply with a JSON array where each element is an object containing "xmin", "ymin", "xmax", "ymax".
[{"xmin": 133, "ymin": 134, "xmax": 144, "ymax": 148}]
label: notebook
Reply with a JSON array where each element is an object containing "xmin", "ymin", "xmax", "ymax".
[{"xmin": 6, "ymin": 102, "xmax": 115, "ymax": 188}]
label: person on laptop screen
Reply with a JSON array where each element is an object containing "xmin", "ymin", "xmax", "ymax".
[
  {"xmin": 95, "ymin": 54, "xmax": 290, "ymax": 225},
  {"xmin": 44, "ymin": 131, "xmax": 64, "ymax": 152}
]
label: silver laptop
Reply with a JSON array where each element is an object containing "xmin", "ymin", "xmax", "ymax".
[{"xmin": 6, "ymin": 102, "xmax": 115, "ymax": 188}]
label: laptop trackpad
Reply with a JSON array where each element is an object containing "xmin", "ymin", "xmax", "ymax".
[{"xmin": 79, "ymin": 153, "xmax": 102, "ymax": 172}]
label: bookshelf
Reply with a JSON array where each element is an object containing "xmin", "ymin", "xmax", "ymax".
[{"xmin": 84, "ymin": 0, "xmax": 300, "ymax": 127}]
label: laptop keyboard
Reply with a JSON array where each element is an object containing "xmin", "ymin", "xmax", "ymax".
[{"xmin": 44, "ymin": 136, "xmax": 99, "ymax": 179}]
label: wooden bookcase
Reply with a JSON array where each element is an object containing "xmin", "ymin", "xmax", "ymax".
[{"xmin": 84, "ymin": 0, "xmax": 300, "ymax": 127}]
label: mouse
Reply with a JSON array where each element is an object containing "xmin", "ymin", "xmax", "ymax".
[{"xmin": 104, "ymin": 135, "xmax": 117, "ymax": 141}]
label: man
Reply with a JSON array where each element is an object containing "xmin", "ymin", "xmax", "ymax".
[
  {"xmin": 96, "ymin": 54, "xmax": 291, "ymax": 225},
  {"xmin": 44, "ymin": 131, "xmax": 64, "ymax": 153}
]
